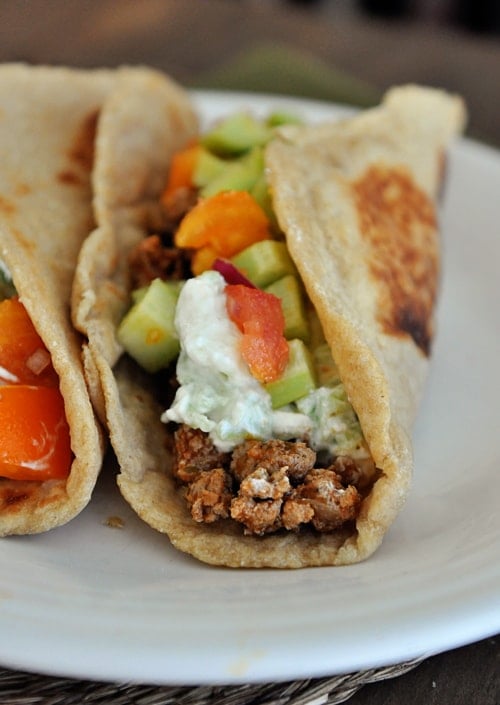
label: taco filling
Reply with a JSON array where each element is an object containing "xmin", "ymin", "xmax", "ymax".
[{"xmin": 117, "ymin": 111, "xmax": 378, "ymax": 537}]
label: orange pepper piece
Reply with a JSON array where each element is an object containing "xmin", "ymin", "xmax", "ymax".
[
  {"xmin": 191, "ymin": 245, "xmax": 219, "ymax": 276},
  {"xmin": 0, "ymin": 385, "xmax": 72, "ymax": 481},
  {"xmin": 175, "ymin": 191, "xmax": 271, "ymax": 269},
  {"xmin": 225, "ymin": 285, "xmax": 289, "ymax": 383},
  {"xmin": 161, "ymin": 142, "xmax": 200, "ymax": 201},
  {"xmin": 0, "ymin": 298, "xmax": 59, "ymax": 387}
]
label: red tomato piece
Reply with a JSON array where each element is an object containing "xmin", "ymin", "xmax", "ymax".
[
  {"xmin": 0, "ymin": 385, "xmax": 72, "ymax": 481},
  {"xmin": 0, "ymin": 298, "xmax": 59, "ymax": 387},
  {"xmin": 225, "ymin": 285, "xmax": 289, "ymax": 383}
]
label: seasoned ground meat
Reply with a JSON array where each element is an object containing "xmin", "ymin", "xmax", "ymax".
[
  {"xmin": 330, "ymin": 456, "xmax": 363, "ymax": 487},
  {"xmin": 230, "ymin": 439, "xmax": 316, "ymax": 483},
  {"xmin": 185, "ymin": 468, "xmax": 232, "ymax": 523},
  {"xmin": 173, "ymin": 425, "xmax": 229, "ymax": 483},
  {"xmin": 161, "ymin": 186, "xmax": 198, "ymax": 226},
  {"xmin": 128, "ymin": 234, "xmax": 191, "ymax": 289},
  {"xmin": 281, "ymin": 496, "xmax": 315, "ymax": 531},
  {"xmin": 290, "ymin": 468, "xmax": 361, "ymax": 532},
  {"xmin": 173, "ymin": 427, "xmax": 366, "ymax": 535},
  {"xmin": 230, "ymin": 468, "xmax": 291, "ymax": 535}
]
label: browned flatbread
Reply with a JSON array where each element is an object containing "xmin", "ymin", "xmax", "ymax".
[{"xmin": 73, "ymin": 83, "xmax": 465, "ymax": 567}]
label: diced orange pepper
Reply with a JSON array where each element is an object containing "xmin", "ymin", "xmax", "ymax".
[
  {"xmin": 0, "ymin": 298, "xmax": 59, "ymax": 387},
  {"xmin": 0, "ymin": 385, "xmax": 72, "ymax": 481},
  {"xmin": 175, "ymin": 191, "xmax": 271, "ymax": 271},
  {"xmin": 191, "ymin": 245, "xmax": 219, "ymax": 276},
  {"xmin": 225, "ymin": 285, "xmax": 289, "ymax": 383},
  {"xmin": 161, "ymin": 142, "xmax": 200, "ymax": 201}
]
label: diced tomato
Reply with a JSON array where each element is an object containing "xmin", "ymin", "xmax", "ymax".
[
  {"xmin": 161, "ymin": 142, "xmax": 200, "ymax": 200},
  {"xmin": 225, "ymin": 285, "xmax": 289, "ymax": 383},
  {"xmin": 0, "ymin": 298, "xmax": 59, "ymax": 387},
  {"xmin": 175, "ymin": 191, "xmax": 271, "ymax": 273},
  {"xmin": 0, "ymin": 385, "xmax": 72, "ymax": 481}
]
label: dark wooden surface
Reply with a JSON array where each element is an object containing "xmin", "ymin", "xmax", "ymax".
[{"xmin": 0, "ymin": 2, "xmax": 498, "ymax": 704}]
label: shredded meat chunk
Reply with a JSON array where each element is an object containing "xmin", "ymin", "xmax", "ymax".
[
  {"xmin": 173, "ymin": 425, "xmax": 229, "ymax": 483},
  {"xmin": 185, "ymin": 468, "xmax": 232, "ymax": 523},
  {"xmin": 230, "ymin": 468, "xmax": 291, "ymax": 535},
  {"xmin": 230, "ymin": 439, "xmax": 316, "ymax": 483},
  {"xmin": 128, "ymin": 234, "xmax": 191, "ymax": 289}
]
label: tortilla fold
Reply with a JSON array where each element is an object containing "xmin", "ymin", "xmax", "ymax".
[
  {"xmin": 73, "ymin": 83, "xmax": 465, "ymax": 567},
  {"xmin": 0, "ymin": 64, "xmax": 118, "ymax": 534},
  {"xmin": 0, "ymin": 64, "xmax": 194, "ymax": 535}
]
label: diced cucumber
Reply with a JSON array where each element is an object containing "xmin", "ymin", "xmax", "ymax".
[
  {"xmin": 265, "ymin": 274, "xmax": 310, "ymax": 343},
  {"xmin": 117, "ymin": 278, "xmax": 182, "ymax": 373},
  {"xmin": 231, "ymin": 239, "xmax": 296, "ymax": 288},
  {"xmin": 201, "ymin": 112, "xmax": 272, "ymax": 156},
  {"xmin": 192, "ymin": 148, "xmax": 227, "ymax": 189},
  {"xmin": 250, "ymin": 172, "xmax": 275, "ymax": 223},
  {"xmin": 265, "ymin": 339, "xmax": 317, "ymax": 409},
  {"xmin": 200, "ymin": 146, "xmax": 264, "ymax": 198},
  {"xmin": 266, "ymin": 110, "xmax": 303, "ymax": 127},
  {"xmin": 312, "ymin": 342, "xmax": 341, "ymax": 387}
]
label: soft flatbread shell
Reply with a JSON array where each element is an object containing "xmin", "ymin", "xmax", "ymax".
[
  {"xmin": 74, "ymin": 83, "xmax": 465, "ymax": 567},
  {"xmin": 0, "ymin": 63, "xmax": 117, "ymax": 535},
  {"xmin": 71, "ymin": 71, "xmax": 199, "ymax": 477}
]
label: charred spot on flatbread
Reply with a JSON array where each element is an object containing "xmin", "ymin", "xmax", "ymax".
[
  {"xmin": 57, "ymin": 109, "xmax": 100, "ymax": 186},
  {"xmin": 70, "ymin": 109, "xmax": 99, "ymax": 172},
  {"xmin": 353, "ymin": 165, "xmax": 438, "ymax": 356},
  {"xmin": 0, "ymin": 478, "xmax": 68, "ymax": 517},
  {"xmin": 0, "ymin": 196, "xmax": 16, "ymax": 216}
]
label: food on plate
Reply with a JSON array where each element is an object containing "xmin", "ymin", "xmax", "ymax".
[
  {"xmin": 72, "ymin": 83, "xmax": 465, "ymax": 567},
  {"xmin": 0, "ymin": 63, "xmax": 196, "ymax": 536}
]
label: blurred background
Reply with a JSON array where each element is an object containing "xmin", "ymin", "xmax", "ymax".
[{"xmin": 0, "ymin": 0, "xmax": 499, "ymax": 144}]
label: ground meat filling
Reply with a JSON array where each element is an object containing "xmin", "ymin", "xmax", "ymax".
[
  {"xmin": 172, "ymin": 425, "xmax": 363, "ymax": 536},
  {"xmin": 128, "ymin": 187, "xmax": 197, "ymax": 289},
  {"xmin": 128, "ymin": 235, "xmax": 190, "ymax": 289}
]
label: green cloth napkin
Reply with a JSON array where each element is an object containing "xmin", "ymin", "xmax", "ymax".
[{"xmin": 189, "ymin": 43, "xmax": 380, "ymax": 108}]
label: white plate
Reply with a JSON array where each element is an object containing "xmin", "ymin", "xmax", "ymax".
[{"xmin": 0, "ymin": 92, "xmax": 499, "ymax": 686}]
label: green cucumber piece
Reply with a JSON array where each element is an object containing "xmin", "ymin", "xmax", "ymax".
[
  {"xmin": 250, "ymin": 172, "xmax": 276, "ymax": 223},
  {"xmin": 117, "ymin": 278, "xmax": 182, "ymax": 373},
  {"xmin": 265, "ymin": 275, "xmax": 310, "ymax": 343},
  {"xmin": 265, "ymin": 338, "xmax": 317, "ymax": 409},
  {"xmin": 266, "ymin": 110, "xmax": 303, "ymax": 127},
  {"xmin": 312, "ymin": 342, "xmax": 341, "ymax": 387},
  {"xmin": 201, "ymin": 112, "xmax": 272, "ymax": 156},
  {"xmin": 200, "ymin": 146, "xmax": 264, "ymax": 198},
  {"xmin": 192, "ymin": 148, "xmax": 227, "ymax": 189},
  {"xmin": 231, "ymin": 239, "xmax": 296, "ymax": 288}
]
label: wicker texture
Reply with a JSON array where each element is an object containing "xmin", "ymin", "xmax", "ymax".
[{"xmin": 0, "ymin": 659, "xmax": 423, "ymax": 705}]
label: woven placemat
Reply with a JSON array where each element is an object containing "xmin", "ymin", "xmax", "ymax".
[{"xmin": 0, "ymin": 658, "xmax": 423, "ymax": 705}]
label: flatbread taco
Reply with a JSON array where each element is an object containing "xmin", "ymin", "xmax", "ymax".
[
  {"xmin": 0, "ymin": 63, "xmax": 195, "ymax": 536},
  {"xmin": 73, "ymin": 83, "xmax": 465, "ymax": 567}
]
